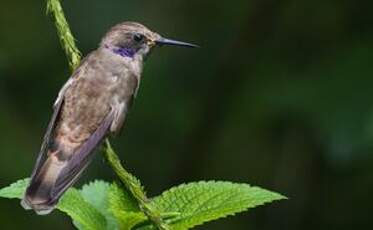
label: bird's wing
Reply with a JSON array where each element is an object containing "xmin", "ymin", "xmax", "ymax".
[
  {"xmin": 28, "ymin": 53, "xmax": 95, "ymax": 182},
  {"xmin": 51, "ymin": 109, "xmax": 115, "ymax": 199},
  {"xmin": 24, "ymin": 57, "xmax": 97, "ymax": 212},
  {"xmin": 27, "ymin": 51, "xmax": 91, "ymax": 180},
  {"xmin": 29, "ymin": 77, "xmax": 75, "ymax": 181},
  {"xmin": 24, "ymin": 106, "xmax": 116, "ymax": 212}
]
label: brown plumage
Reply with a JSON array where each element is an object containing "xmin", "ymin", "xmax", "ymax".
[{"xmin": 21, "ymin": 21, "xmax": 197, "ymax": 215}]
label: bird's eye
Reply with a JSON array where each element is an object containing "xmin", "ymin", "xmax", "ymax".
[{"xmin": 133, "ymin": 33, "xmax": 145, "ymax": 42}]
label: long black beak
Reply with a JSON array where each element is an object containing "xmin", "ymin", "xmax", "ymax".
[{"xmin": 156, "ymin": 37, "xmax": 199, "ymax": 48}]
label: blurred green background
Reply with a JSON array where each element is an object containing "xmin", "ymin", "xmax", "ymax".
[{"xmin": 1, "ymin": 0, "xmax": 372, "ymax": 229}]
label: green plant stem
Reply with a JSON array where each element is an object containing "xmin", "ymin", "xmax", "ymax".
[
  {"xmin": 46, "ymin": 0, "xmax": 170, "ymax": 229},
  {"xmin": 46, "ymin": 0, "xmax": 81, "ymax": 70},
  {"xmin": 104, "ymin": 140, "xmax": 170, "ymax": 230}
]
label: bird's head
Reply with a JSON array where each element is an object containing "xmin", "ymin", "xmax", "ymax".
[{"xmin": 100, "ymin": 22, "xmax": 198, "ymax": 59}]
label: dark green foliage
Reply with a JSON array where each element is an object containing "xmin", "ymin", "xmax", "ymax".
[{"xmin": 0, "ymin": 179, "xmax": 285, "ymax": 229}]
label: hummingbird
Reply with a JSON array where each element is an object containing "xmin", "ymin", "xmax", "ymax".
[{"xmin": 21, "ymin": 21, "xmax": 198, "ymax": 215}]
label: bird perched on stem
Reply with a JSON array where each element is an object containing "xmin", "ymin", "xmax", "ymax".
[{"xmin": 21, "ymin": 22, "xmax": 198, "ymax": 215}]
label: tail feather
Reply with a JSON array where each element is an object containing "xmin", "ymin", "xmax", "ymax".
[{"xmin": 21, "ymin": 152, "xmax": 68, "ymax": 215}]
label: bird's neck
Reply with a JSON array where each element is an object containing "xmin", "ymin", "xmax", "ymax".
[{"xmin": 100, "ymin": 45, "xmax": 144, "ymax": 77}]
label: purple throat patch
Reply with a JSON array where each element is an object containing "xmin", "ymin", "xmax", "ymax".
[{"xmin": 105, "ymin": 45, "xmax": 136, "ymax": 58}]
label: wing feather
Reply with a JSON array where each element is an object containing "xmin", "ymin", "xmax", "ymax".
[
  {"xmin": 29, "ymin": 81, "xmax": 70, "ymax": 181},
  {"xmin": 51, "ymin": 109, "xmax": 115, "ymax": 199}
]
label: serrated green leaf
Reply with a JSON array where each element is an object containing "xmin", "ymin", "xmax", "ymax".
[
  {"xmin": 81, "ymin": 180, "xmax": 110, "ymax": 211},
  {"xmin": 108, "ymin": 182, "xmax": 147, "ymax": 229},
  {"xmin": 80, "ymin": 180, "xmax": 117, "ymax": 229},
  {"xmin": 58, "ymin": 188, "xmax": 107, "ymax": 230},
  {"xmin": 0, "ymin": 179, "xmax": 107, "ymax": 230},
  {"xmin": 150, "ymin": 181, "xmax": 286, "ymax": 229},
  {"xmin": 108, "ymin": 182, "xmax": 140, "ymax": 213},
  {"xmin": 1, "ymin": 179, "xmax": 286, "ymax": 230},
  {"xmin": 0, "ymin": 178, "xmax": 29, "ymax": 199},
  {"xmin": 115, "ymin": 211, "xmax": 147, "ymax": 230}
]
